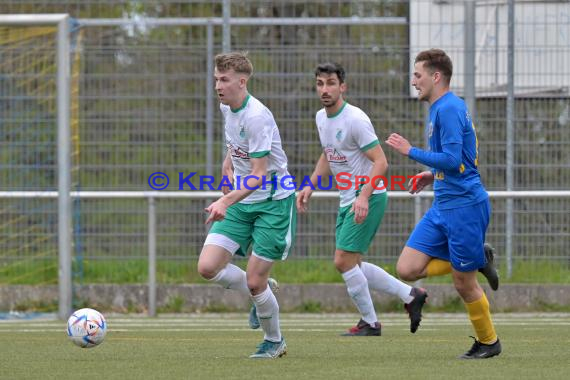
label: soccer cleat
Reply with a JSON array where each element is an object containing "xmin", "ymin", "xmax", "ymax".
[
  {"xmin": 248, "ymin": 277, "xmax": 280, "ymax": 329},
  {"xmin": 404, "ymin": 287, "xmax": 428, "ymax": 333},
  {"xmin": 479, "ymin": 243, "xmax": 500, "ymax": 291},
  {"xmin": 341, "ymin": 319, "xmax": 381, "ymax": 336},
  {"xmin": 249, "ymin": 338, "xmax": 287, "ymax": 359},
  {"xmin": 459, "ymin": 336, "xmax": 502, "ymax": 359}
]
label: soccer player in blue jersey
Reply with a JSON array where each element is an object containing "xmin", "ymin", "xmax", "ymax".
[{"xmin": 386, "ymin": 49, "xmax": 501, "ymax": 359}]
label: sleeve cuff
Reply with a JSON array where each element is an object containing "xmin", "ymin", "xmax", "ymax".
[
  {"xmin": 408, "ymin": 146, "xmax": 418, "ymax": 160},
  {"xmin": 360, "ymin": 139, "xmax": 380, "ymax": 152},
  {"xmin": 249, "ymin": 150, "xmax": 270, "ymax": 158}
]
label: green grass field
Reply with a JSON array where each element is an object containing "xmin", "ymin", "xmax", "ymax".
[{"xmin": 1, "ymin": 313, "xmax": 569, "ymax": 379}]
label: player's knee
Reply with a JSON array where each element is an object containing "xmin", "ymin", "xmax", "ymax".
[
  {"xmin": 197, "ymin": 260, "xmax": 218, "ymax": 280},
  {"xmin": 396, "ymin": 262, "xmax": 417, "ymax": 281},
  {"xmin": 247, "ymin": 276, "xmax": 265, "ymax": 295},
  {"xmin": 453, "ymin": 279, "xmax": 478, "ymax": 300},
  {"xmin": 333, "ymin": 256, "xmax": 345, "ymax": 272},
  {"xmin": 334, "ymin": 256, "xmax": 353, "ymax": 273},
  {"xmin": 334, "ymin": 250, "xmax": 360, "ymax": 273}
]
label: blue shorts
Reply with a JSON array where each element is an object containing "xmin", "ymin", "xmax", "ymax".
[{"xmin": 406, "ymin": 198, "xmax": 491, "ymax": 272}]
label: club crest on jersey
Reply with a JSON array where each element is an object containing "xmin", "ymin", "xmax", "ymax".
[
  {"xmin": 239, "ymin": 124, "xmax": 246, "ymax": 139},
  {"xmin": 324, "ymin": 145, "xmax": 347, "ymax": 164},
  {"xmin": 335, "ymin": 129, "xmax": 344, "ymax": 142}
]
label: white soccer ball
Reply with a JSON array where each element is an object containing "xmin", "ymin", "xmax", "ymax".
[{"xmin": 66, "ymin": 308, "xmax": 107, "ymax": 348}]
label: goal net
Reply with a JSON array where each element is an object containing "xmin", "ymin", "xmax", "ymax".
[{"xmin": 0, "ymin": 15, "xmax": 79, "ymax": 318}]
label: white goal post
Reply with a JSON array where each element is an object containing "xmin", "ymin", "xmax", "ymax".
[{"xmin": 0, "ymin": 14, "xmax": 72, "ymax": 319}]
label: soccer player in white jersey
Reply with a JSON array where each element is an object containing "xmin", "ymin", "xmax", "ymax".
[
  {"xmin": 198, "ymin": 52, "xmax": 296, "ymax": 358},
  {"xmin": 297, "ymin": 62, "xmax": 427, "ymax": 336}
]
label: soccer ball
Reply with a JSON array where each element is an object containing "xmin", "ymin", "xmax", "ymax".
[{"xmin": 66, "ymin": 308, "xmax": 107, "ymax": 348}]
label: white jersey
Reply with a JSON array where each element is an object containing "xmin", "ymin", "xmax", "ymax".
[
  {"xmin": 221, "ymin": 94, "xmax": 294, "ymax": 204},
  {"xmin": 316, "ymin": 102, "xmax": 385, "ymax": 207}
]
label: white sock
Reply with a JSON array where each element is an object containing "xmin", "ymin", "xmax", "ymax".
[
  {"xmin": 251, "ymin": 286, "xmax": 281, "ymax": 342},
  {"xmin": 341, "ymin": 265, "xmax": 377, "ymax": 325},
  {"xmin": 210, "ymin": 263, "xmax": 250, "ymax": 297},
  {"xmin": 361, "ymin": 262, "xmax": 414, "ymax": 303}
]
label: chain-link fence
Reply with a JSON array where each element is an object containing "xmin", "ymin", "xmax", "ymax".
[{"xmin": 0, "ymin": 1, "xmax": 568, "ymax": 288}]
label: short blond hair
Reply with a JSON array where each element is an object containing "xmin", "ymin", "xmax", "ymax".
[{"xmin": 215, "ymin": 52, "xmax": 253, "ymax": 76}]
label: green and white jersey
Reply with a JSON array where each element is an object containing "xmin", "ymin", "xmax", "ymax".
[
  {"xmin": 316, "ymin": 102, "xmax": 385, "ymax": 207},
  {"xmin": 221, "ymin": 94, "xmax": 294, "ymax": 204}
]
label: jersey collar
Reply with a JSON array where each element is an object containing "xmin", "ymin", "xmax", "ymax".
[
  {"xmin": 231, "ymin": 94, "xmax": 251, "ymax": 113},
  {"xmin": 327, "ymin": 101, "xmax": 348, "ymax": 118}
]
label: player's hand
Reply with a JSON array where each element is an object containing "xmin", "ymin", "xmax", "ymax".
[
  {"xmin": 204, "ymin": 198, "xmax": 230, "ymax": 224},
  {"xmin": 385, "ymin": 133, "xmax": 412, "ymax": 156},
  {"xmin": 408, "ymin": 171, "xmax": 434, "ymax": 194},
  {"xmin": 296, "ymin": 187, "xmax": 313, "ymax": 213},
  {"xmin": 350, "ymin": 195, "xmax": 369, "ymax": 224}
]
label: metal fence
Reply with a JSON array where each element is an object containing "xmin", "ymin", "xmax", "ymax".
[{"xmin": 1, "ymin": 1, "xmax": 569, "ymax": 300}]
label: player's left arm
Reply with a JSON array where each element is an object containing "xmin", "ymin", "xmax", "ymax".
[
  {"xmin": 386, "ymin": 108, "xmax": 463, "ymax": 171},
  {"xmin": 350, "ymin": 115, "xmax": 387, "ymax": 223},
  {"xmin": 386, "ymin": 133, "xmax": 462, "ymax": 170},
  {"xmin": 408, "ymin": 143, "xmax": 462, "ymax": 171},
  {"xmin": 351, "ymin": 144, "xmax": 388, "ymax": 224}
]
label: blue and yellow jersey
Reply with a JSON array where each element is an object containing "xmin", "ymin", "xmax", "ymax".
[{"xmin": 410, "ymin": 92, "xmax": 488, "ymax": 209}]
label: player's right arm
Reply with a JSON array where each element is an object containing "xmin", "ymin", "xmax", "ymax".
[
  {"xmin": 221, "ymin": 150, "xmax": 233, "ymax": 195},
  {"xmin": 205, "ymin": 155, "xmax": 268, "ymax": 224},
  {"xmin": 297, "ymin": 153, "xmax": 331, "ymax": 213}
]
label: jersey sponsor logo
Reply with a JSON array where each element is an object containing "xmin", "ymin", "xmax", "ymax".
[
  {"xmin": 230, "ymin": 145, "xmax": 250, "ymax": 159},
  {"xmin": 435, "ymin": 171, "xmax": 444, "ymax": 180},
  {"xmin": 324, "ymin": 146, "xmax": 347, "ymax": 164},
  {"xmin": 427, "ymin": 122, "xmax": 433, "ymax": 138},
  {"xmin": 239, "ymin": 124, "xmax": 246, "ymax": 139}
]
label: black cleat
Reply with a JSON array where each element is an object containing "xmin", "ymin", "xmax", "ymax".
[
  {"xmin": 341, "ymin": 319, "xmax": 381, "ymax": 336},
  {"xmin": 479, "ymin": 243, "xmax": 500, "ymax": 291},
  {"xmin": 459, "ymin": 336, "xmax": 502, "ymax": 359},
  {"xmin": 405, "ymin": 287, "xmax": 428, "ymax": 333}
]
